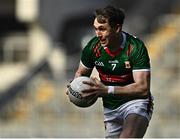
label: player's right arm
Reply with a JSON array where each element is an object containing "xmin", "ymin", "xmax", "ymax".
[
  {"xmin": 74, "ymin": 62, "xmax": 93, "ymax": 78},
  {"xmin": 66, "ymin": 62, "xmax": 93, "ymax": 95},
  {"xmin": 66, "ymin": 37, "xmax": 97, "ymax": 95},
  {"xmin": 75, "ymin": 37, "xmax": 98, "ymax": 78}
]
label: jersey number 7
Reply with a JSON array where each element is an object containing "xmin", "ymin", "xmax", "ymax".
[{"xmin": 111, "ymin": 64, "xmax": 116, "ymax": 71}]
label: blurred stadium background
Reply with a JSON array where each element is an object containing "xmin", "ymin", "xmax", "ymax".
[{"xmin": 0, "ymin": 0, "xmax": 179, "ymax": 137}]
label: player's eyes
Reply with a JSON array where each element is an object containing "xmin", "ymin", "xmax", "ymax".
[
  {"xmin": 99, "ymin": 28, "xmax": 106, "ymax": 31},
  {"xmin": 94, "ymin": 27, "xmax": 106, "ymax": 32}
]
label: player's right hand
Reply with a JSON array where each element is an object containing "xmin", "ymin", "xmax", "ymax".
[{"xmin": 65, "ymin": 80, "xmax": 72, "ymax": 95}]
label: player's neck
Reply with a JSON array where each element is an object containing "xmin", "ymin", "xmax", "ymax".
[{"xmin": 109, "ymin": 33, "xmax": 123, "ymax": 52}]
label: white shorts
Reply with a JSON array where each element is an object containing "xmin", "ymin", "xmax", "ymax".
[{"xmin": 104, "ymin": 97, "xmax": 154, "ymax": 138}]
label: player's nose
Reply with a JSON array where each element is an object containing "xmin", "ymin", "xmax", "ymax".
[{"xmin": 95, "ymin": 30, "xmax": 102, "ymax": 38}]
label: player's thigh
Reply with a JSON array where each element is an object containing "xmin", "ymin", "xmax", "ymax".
[
  {"xmin": 104, "ymin": 118, "xmax": 123, "ymax": 138},
  {"xmin": 120, "ymin": 113, "xmax": 149, "ymax": 138}
]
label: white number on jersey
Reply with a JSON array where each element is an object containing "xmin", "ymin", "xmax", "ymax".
[{"xmin": 111, "ymin": 64, "xmax": 116, "ymax": 71}]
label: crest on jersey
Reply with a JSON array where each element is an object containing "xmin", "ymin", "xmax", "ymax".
[{"xmin": 125, "ymin": 61, "xmax": 131, "ymax": 69}]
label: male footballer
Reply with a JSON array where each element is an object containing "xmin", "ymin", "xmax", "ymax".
[{"xmin": 68, "ymin": 5, "xmax": 154, "ymax": 138}]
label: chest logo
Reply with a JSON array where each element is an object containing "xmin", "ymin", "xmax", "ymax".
[
  {"xmin": 95, "ymin": 61, "xmax": 104, "ymax": 67},
  {"xmin": 125, "ymin": 61, "xmax": 131, "ymax": 69}
]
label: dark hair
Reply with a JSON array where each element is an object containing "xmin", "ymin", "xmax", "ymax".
[{"xmin": 94, "ymin": 6, "xmax": 125, "ymax": 27}]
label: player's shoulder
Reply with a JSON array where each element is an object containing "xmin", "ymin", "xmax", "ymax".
[
  {"xmin": 124, "ymin": 31, "xmax": 145, "ymax": 47},
  {"xmin": 84, "ymin": 36, "xmax": 100, "ymax": 50},
  {"xmin": 123, "ymin": 32, "xmax": 148, "ymax": 56}
]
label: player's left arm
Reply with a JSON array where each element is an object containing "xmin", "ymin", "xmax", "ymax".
[
  {"xmin": 115, "ymin": 40, "xmax": 151, "ymax": 97},
  {"xmin": 81, "ymin": 70, "xmax": 150, "ymax": 97},
  {"xmin": 112, "ymin": 70, "xmax": 150, "ymax": 97}
]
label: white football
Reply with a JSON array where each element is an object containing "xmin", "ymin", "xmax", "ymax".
[{"xmin": 68, "ymin": 76, "xmax": 98, "ymax": 108}]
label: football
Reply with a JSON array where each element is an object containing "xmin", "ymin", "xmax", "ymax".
[{"xmin": 68, "ymin": 76, "xmax": 98, "ymax": 108}]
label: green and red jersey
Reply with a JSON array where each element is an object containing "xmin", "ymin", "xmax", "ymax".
[{"xmin": 81, "ymin": 32, "xmax": 151, "ymax": 109}]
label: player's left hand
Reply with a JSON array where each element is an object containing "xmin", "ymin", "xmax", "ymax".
[{"xmin": 81, "ymin": 77, "xmax": 108, "ymax": 98}]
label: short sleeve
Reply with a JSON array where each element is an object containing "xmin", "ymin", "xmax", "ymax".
[
  {"xmin": 130, "ymin": 41, "xmax": 150, "ymax": 71},
  {"xmin": 81, "ymin": 37, "xmax": 99, "ymax": 69},
  {"xmin": 81, "ymin": 45, "xmax": 94, "ymax": 69}
]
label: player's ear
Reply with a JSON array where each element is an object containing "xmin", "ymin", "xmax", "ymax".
[{"xmin": 115, "ymin": 24, "xmax": 121, "ymax": 33}]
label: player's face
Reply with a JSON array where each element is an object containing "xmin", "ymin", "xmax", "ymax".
[{"xmin": 93, "ymin": 18, "xmax": 119, "ymax": 47}]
